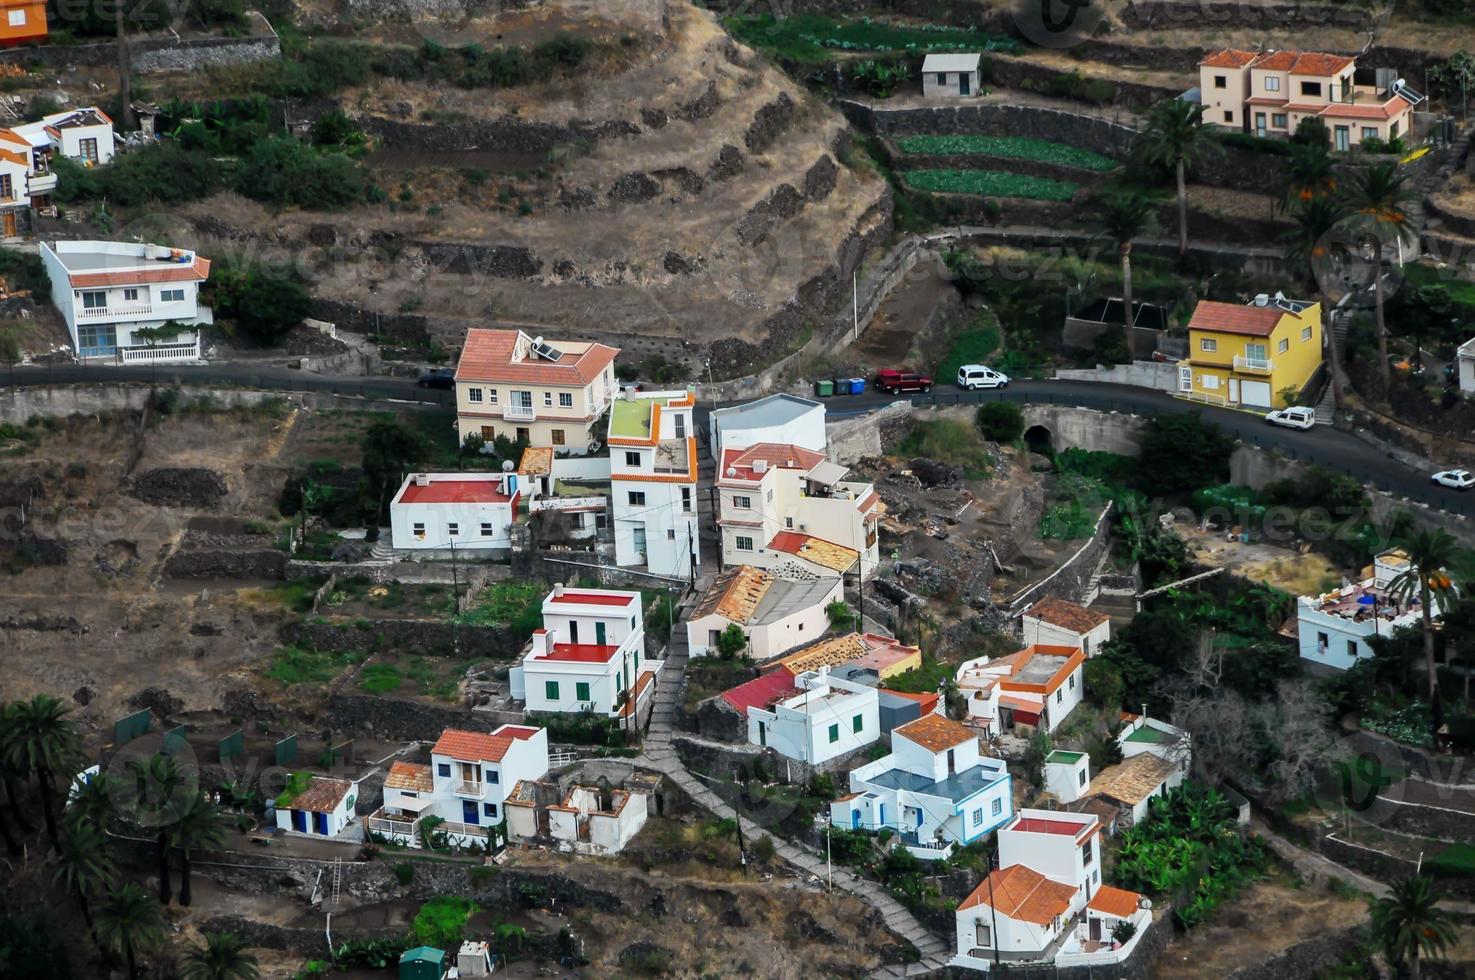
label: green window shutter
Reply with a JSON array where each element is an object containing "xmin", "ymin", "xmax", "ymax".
[
  {"xmin": 852, "ymin": 714, "xmax": 863, "ymax": 733},
  {"xmin": 576, "ymin": 682, "xmax": 590, "ymax": 701},
  {"xmin": 545, "ymin": 681, "xmax": 559, "ymax": 701},
  {"xmin": 828, "ymin": 723, "xmax": 839, "ymax": 743}
]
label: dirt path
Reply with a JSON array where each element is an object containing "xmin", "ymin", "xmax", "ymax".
[{"xmin": 852, "ymin": 262, "xmax": 955, "ymax": 369}]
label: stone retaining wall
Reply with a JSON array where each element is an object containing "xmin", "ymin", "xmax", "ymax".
[
  {"xmin": 361, "ymin": 114, "xmax": 637, "ymax": 155},
  {"xmin": 1120, "ymin": 0, "xmax": 1372, "ymax": 31},
  {"xmin": 280, "ymin": 618, "xmax": 521, "ymax": 660},
  {"xmin": 327, "ymin": 692, "xmax": 521, "ymax": 742},
  {"xmin": 1222, "ymin": 924, "xmax": 1367, "ymax": 980},
  {"xmin": 1427, "ymin": 196, "xmax": 1475, "ymax": 239},
  {"xmin": 0, "ymin": 16, "xmax": 280, "ymax": 71},
  {"xmin": 887, "ymin": 146, "xmax": 1117, "ymax": 190},
  {"xmin": 842, "ymin": 102, "xmax": 1139, "ymax": 160}
]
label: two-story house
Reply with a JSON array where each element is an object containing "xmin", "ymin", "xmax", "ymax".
[
  {"xmin": 741, "ymin": 667, "xmax": 880, "ymax": 766},
  {"xmin": 8, "ymin": 106, "xmax": 115, "ymax": 217},
  {"xmin": 1177, "ymin": 294, "xmax": 1323, "ymax": 409},
  {"xmin": 510, "ymin": 586, "xmax": 662, "ymax": 721},
  {"xmin": 454, "ymin": 328, "xmax": 618, "ymax": 453},
  {"xmin": 685, "ymin": 565, "xmax": 841, "ymax": 659},
  {"xmin": 608, "ymin": 388, "xmax": 700, "ymax": 579},
  {"xmin": 955, "ymin": 645, "xmax": 1085, "ymax": 735},
  {"xmin": 831, "ymin": 713, "xmax": 1013, "ymax": 862},
  {"xmin": 0, "ymin": 131, "xmax": 31, "ymax": 238},
  {"xmin": 41, "ymin": 240, "xmax": 212, "ymax": 362},
  {"xmin": 367, "ymin": 724, "xmax": 550, "ymax": 848},
  {"xmin": 1020, "ymin": 598, "xmax": 1111, "ymax": 657},
  {"xmin": 1200, "ymin": 48, "xmax": 1421, "ymax": 149},
  {"xmin": 1296, "ymin": 550, "xmax": 1442, "ymax": 671},
  {"xmin": 717, "ymin": 442, "xmax": 883, "ymax": 580}
]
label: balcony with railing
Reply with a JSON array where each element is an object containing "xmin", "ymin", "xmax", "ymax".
[
  {"xmin": 1232, "ymin": 355, "xmax": 1274, "ymax": 374},
  {"xmin": 503, "ymin": 402, "xmax": 537, "ymax": 421},
  {"xmin": 28, "ymin": 172, "xmax": 56, "ymax": 195},
  {"xmin": 455, "ymin": 780, "xmax": 485, "ymax": 798},
  {"xmin": 78, "ymin": 304, "xmax": 154, "ymax": 321},
  {"xmin": 365, "ymin": 809, "xmax": 424, "ymax": 842},
  {"xmin": 900, "ymin": 832, "xmax": 955, "ymax": 861}
]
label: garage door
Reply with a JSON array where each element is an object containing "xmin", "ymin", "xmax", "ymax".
[{"xmin": 1240, "ymin": 380, "xmax": 1272, "ymax": 408}]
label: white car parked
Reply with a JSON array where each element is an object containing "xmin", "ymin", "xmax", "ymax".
[
  {"xmin": 957, "ymin": 364, "xmax": 1010, "ymax": 390},
  {"xmin": 1432, "ymin": 469, "xmax": 1475, "ymax": 491},
  {"xmin": 1264, "ymin": 406, "xmax": 1316, "ymax": 430}
]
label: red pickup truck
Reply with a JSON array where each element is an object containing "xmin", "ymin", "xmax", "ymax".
[{"xmin": 875, "ymin": 368, "xmax": 933, "ymax": 394}]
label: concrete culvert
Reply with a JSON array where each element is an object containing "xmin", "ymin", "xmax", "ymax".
[{"xmin": 1023, "ymin": 425, "xmax": 1053, "ymax": 456}]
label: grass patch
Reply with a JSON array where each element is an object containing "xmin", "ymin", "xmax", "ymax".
[
  {"xmin": 937, "ymin": 311, "xmax": 1001, "ymax": 379},
  {"xmin": 905, "ymin": 169, "xmax": 1080, "ymax": 201},
  {"xmin": 455, "ymin": 580, "xmax": 544, "ymax": 641},
  {"xmin": 265, "ymin": 578, "xmax": 325, "ymax": 614},
  {"xmin": 267, "ymin": 645, "xmax": 366, "ymax": 685},
  {"xmin": 725, "ymin": 13, "xmax": 1018, "ymax": 63},
  {"xmin": 896, "ymin": 419, "xmax": 992, "ymax": 478},
  {"xmin": 358, "ymin": 663, "xmax": 404, "ymax": 695},
  {"xmin": 896, "ymin": 134, "xmax": 1117, "ymax": 172},
  {"xmin": 1426, "ymin": 842, "xmax": 1475, "ymax": 878}
]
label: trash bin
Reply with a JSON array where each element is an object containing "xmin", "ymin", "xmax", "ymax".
[
  {"xmin": 815, "ymin": 379, "xmax": 834, "ymax": 397},
  {"xmin": 849, "ymin": 377, "xmax": 866, "ymax": 395},
  {"xmin": 833, "ymin": 376, "xmax": 850, "ymax": 396}
]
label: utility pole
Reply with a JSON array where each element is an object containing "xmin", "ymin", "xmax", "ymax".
[
  {"xmin": 852, "ymin": 271, "xmax": 859, "ymax": 343},
  {"xmin": 687, "ymin": 521, "xmax": 697, "ymax": 589},
  {"xmin": 826, "ymin": 823, "xmax": 833, "ymax": 893}
]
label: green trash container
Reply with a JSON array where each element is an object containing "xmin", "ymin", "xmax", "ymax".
[{"xmin": 815, "ymin": 379, "xmax": 834, "ymax": 397}]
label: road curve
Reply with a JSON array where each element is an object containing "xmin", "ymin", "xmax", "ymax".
[{"xmin": 3, "ymin": 364, "xmax": 1470, "ymax": 517}]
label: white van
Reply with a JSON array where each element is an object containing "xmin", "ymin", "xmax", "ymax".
[{"xmin": 956, "ymin": 364, "xmax": 1010, "ymax": 390}]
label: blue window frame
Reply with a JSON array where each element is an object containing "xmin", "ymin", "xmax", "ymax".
[
  {"xmin": 486, "ymin": 770, "xmax": 499, "ymax": 784},
  {"xmin": 76, "ymin": 324, "xmax": 117, "ymax": 356},
  {"xmin": 437, "ymin": 763, "xmax": 451, "ymax": 778}
]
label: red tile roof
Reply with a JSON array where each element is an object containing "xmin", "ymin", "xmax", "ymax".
[
  {"xmin": 455, "ymin": 328, "xmax": 618, "ymax": 386},
  {"xmin": 67, "ymin": 255, "xmax": 211, "ymax": 288},
  {"xmin": 385, "ymin": 761, "xmax": 433, "ymax": 793},
  {"xmin": 548, "ymin": 590, "xmax": 638, "ymax": 607},
  {"xmin": 766, "ymin": 531, "xmax": 859, "ymax": 573},
  {"xmin": 1249, "ymin": 50, "xmax": 1298, "ymax": 71},
  {"xmin": 1088, "ymin": 884, "xmax": 1143, "ymax": 919},
  {"xmin": 1187, "ymin": 300, "xmax": 1284, "ymax": 337},
  {"xmin": 432, "ymin": 728, "xmax": 527, "ymax": 762},
  {"xmin": 1288, "ymin": 52, "xmax": 1354, "ymax": 76},
  {"xmin": 1026, "ymin": 597, "xmax": 1110, "ymax": 635},
  {"xmin": 958, "ymin": 865, "xmax": 1077, "ymax": 925},
  {"xmin": 894, "ymin": 713, "xmax": 975, "ymax": 752},
  {"xmin": 396, "ymin": 477, "xmax": 514, "ymax": 505},
  {"xmin": 720, "ymin": 443, "xmax": 827, "ymax": 482},
  {"xmin": 543, "ymin": 643, "xmax": 622, "ymax": 663},
  {"xmin": 496, "ymin": 725, "xmax": 541, "ymax": 739},
  {"xmin": 289, "ymin": 776, "xmax": 353, "ymax": 814},
  {"xmin": 1201, "ymin": 49, "xmax": 1257, "ymax": 69},
  {"xmin": 1322, "ymin": 99, "xmax": 1405, "ymax": 121},
  {"xmin": 721, "ymin": 669, "xmax": 797, "ymax": 715},
  {"xmin": 1244, "ymin": 95, "xmax": 1290, "ymax": 106}
]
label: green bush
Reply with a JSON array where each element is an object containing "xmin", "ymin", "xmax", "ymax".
[
  {"xmin": 235, "ymin": 138, "xmax": 366, "ymax": 209},
  {"xmin": 975, "ymin": 402, "xmax": 1024, "ymax": 442},
  {"xmin": 206, "ymin": 262, "xmax": 313, "ymax": 346},
  {"xmin": 897, "ymin": 419, "xmax": 993, "ymax": 479},
  {"xmin": 56, "ymin": 143, "xmax": 225, "ymax": 207},
  {"xmin": 413, "ymin": 896, "xmax": 476, "ymax": 949}
]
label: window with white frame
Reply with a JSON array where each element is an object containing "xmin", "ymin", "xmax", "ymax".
[
  {"xmin": 7, "ymin": 9, "xmax": 25, "ymax": 25},
  {"xmin": 413, "ymin": 522, "xmax": 426, "ymax": 538},
  {"xmin": 681, "ymin": 487, "xmax": 691, "ymax": 513},
  {"xmin": 159, "ymin": 288, "xmax": 185, "ymax": 303},
  {"xmin": 628, "ymin": 491, "xmax": 646, "ymax": 506},
  {"xmin": 735, "ymin": 535, "xmax": 754, "ymax": 551},
  {"xmin": 468, "ymin": 388, "xmax": 483, "ymax": 403},
  {"xmin": 1302, "ymin": 326, "xmax": 1312, "ymax": 342},
  {"xmin": 625, "ymin": 451, "xmax": 641, "ymax": 467},
  {"xmin": 489, "ymin": 389, "xmax": 499, "ymax": 404},
  {"xmin": 1200, "ymin": 337, "xmax": 1217, "ymax": 352},
  {"xmin": 1201, "ymin": 374, "xmax": 1221, "ymax": 390},
  {"xmin": 732, "ymin": 494, "xmax": 751, "ymax": 509},
  {"xmin": 81, "ymin": 290, "xmax": 106, "ymax": 309},
  {"xmin": 543, "ymin": 391, "xmax": 552, "ymax": 406},
  {"xmin": 447, "ymin": 522, "xmax": 459, "ymax": 537},
  {"xmin": 1265, "ymin": 76, "xmax": 1280, "ymax": 92},
  {"xmin": 123, "ymin": 288, "xmax": 139, "ymax": 302},
  {"xmin": 1278, "ymin": 338, "xmax": 1289, "ymax": 353},
  {"xmin": 480, "ymin": 523, "xmax": 493, "ymax": 536},
  {"xmin": 558, "ymin": 392, "xmax": 573, "ymax": 408}
]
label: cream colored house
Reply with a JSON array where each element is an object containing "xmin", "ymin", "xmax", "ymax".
[{"xmin": 454, "ymin": 328, "xmax": 619, "ymax": 453}]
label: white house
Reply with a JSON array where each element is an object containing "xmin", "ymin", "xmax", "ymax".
[
  {"xmin": 389, "ymin": 472, "xmax": 521, "ymax": 553},
  {"xmin": 1458, "ymin": 337, "xmax": 1475, "ymax": 395},
  {"xmin": 717, "ymin": 443, "xmax": 883, "ymax": 580},
  {"xmin": 1086, "ymin": 753, "xmax": 1183, "ymax": 829},
  {"xmin": 510, "ymin": 586, "xmax": 661, "ymax": 721},
  {"xmin": 708, "ymin": 393, "xmax": 826, "ymax": 458},
  {"xmin": 41, "ymin": 240, "xmax": 212, "ymax": 363},
  {"xmin": 275, "ymin": 775, "xmax": 359, "ymax": 839},
  {"xmin": 922, "ymin": 53, "xmax": 983, "ymax": 98},
  {"xmin": 831, "ymin": 713, "xmax": 1012, "ymax": 862},
  {"xmin": 0, "ymin": 134, "xmax": 30, "ymax": 239},
  {"xmin": 14, "ymin": 107, "xmax": 115, "ymax": 170},
  {"xmin": 1117, "ymin": 714, "xmax": 1191, "ymax": 774},
  {"xmin": 366, "ymin": 724, "xmax": 550, "ymax": 849},
  {"xmin": 744, "ymin": 668, "xmax": 879, "ymax": 766},
  {"xmin": 955, "ymin": 646, "xmax": 1086, "ymax": 735},
  {"xmin": 1044, "ymin": 750, "xmax": 1092, "ymax": 805},
  {"xmin": 685, "ymin": 565, "xmax": 841, "ymax": 659},
  {"xmin": 609, "ymin": 388, "xmax": 700, "ymax": 580},
  {"xmin": 1021, "ymin": 598, "xmax": 1111, "ymax": 657},
  {"xmin": 1296, "ymin": 550, "xmax": 1441, "ymax": 671},
  {"xmin": 506, "ymin": 781, "xmax": 649, "ymax": 855}
]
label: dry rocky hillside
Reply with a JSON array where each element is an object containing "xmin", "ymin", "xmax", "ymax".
[{"xmin": 179, "ymin": 1, "xmax": 890, "ymax": 377}]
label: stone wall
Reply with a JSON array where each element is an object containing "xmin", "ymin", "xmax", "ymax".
[
  {"xmin": 327, "ymin": 692, "xmax": 520, "ymax": 741},
  {"xmin": 361, "ymin": 114, "xmax": 637, "ymax": 155},
  {"xmin": 1222, "ymin": 924, "xmax": 1367, "ymax": 980},
  {"xmin": 280, "ymin": 618, "xmax": 521, "ymax": 660},
  {"xmin": 1019, "ymin": 405, "xmax": 1146, "ymax": 456},
  {"xmin": 825, "ymin": 402, "xmax": 914, "ymax": 464},
  {"xmin": 164, "ymin": 549, "xmax": 288, "ymax": 580},
  {"xmin": 1120, "ymin": 0, "xmax": 1372, "ymax": 31},
  {"xmin": 0, "ymin": 14, "xmax": 279, "ymax": 71},
  {"xmin": 1426, "ymin": 195, "xmax": 1475, "ymax": 239},
  {"xmin": 1004, "ymin": 502, "xmax": 1113, "ymax": 615},
  {"xmin": 1054, "ymin": 361, "xmax": 1179, "ymax": 392},
  {"xmin": 843, "ymin": 101, "xmax": 1138, "ymax": 161}
]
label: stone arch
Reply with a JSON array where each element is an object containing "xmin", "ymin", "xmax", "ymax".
[{"xmin": 1023, "ymin": 424, "xmax": 1053, "ymax": 456}]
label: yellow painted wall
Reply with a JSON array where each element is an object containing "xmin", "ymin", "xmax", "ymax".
[{"xmin": 1179, "ymin": 301, "xmax": 1323, "ymax": 408}]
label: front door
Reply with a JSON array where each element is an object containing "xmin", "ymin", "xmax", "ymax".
[
  {"xmin": 1090, "ymin": 917, "xmax": 1102, "ymax": 941},
  {"xmin": 758, "ymin": 721, "xmax": 766, "ymax": 746},
  {"xmin": 1335, "ymin": 125, "xmax": 1350, "ymax": 151},
  {"xmin": 2, "ymin": 211, "xmax": 15, "ymax": 238},
  {"xmin": 1178, "ymin": 365, "xmax": 1192, "ymax": 392},
  {"xmin": 463, "ymin": 800, "xmax": 480, "ymax": 826},
  {"xmin": 291, "ymin": 810, "xmax": 307, "ymax": 833},
  {"xmin": 851, "ymin": 809, "xmax": 860, "ymax": 829},
  {"xmin": 1255, "ymin": 113, "xmax": 1266, "ymax": 137},
  {"xmin": 1228, "ymin": 378, "xmax": 1239, "ymax": 403},
  {"xmin": 595, "ymin": 621, "xmax": 607, "ymax": 645},
  {"xmin": 633, "ymin": 526, "xmax": 647, "ymax": 563},
  {"xmin": 959, "ymin": 73, "xmax": 970, "ymax": 95},
  {"xmin": 312, "ymin": 812, "xmax": 328, "ymax": 835}
]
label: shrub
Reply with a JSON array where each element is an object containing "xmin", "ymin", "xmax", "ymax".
[
  {"xmin": 207, "ymin": 263, "xmax": 312, "ymax": 346},
  {"xmin": 235, "ymin": 138, "xmax": 367, "ymax": 209},
  {"xmin": 975, "ymin": 402, "xmax": 1024, "ymax": 443},
  {"xmin": 311, "ymin": 109, "xmax": 365, "ymax": 148},
  {"xmin": 714, "ymin": 622, "xmax": 748, "ymax": 659},
  {"xmin": 1111, "ymin": 919, "xmax": 1138, "ymax": 944},
  {"xmin": 413, "ymin": 896, "xmax": 477, "ymax": 949},
  {"xmin": 752, "ymin": 835, "xmax": 777, "ymax": 866},
  {"xmin": 825, "ymin": 599, "xmax": 855, "ymax": 628}
]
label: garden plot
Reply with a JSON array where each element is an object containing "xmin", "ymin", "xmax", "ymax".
[
  {"xmin": 903, "ymin": 169, "xmax": 1080, "ymax": 201},
  {"xmin": 319, "ymin": 577, "xmax": 465, "ymax": 622},
  {"xmin": 725, "ymin": 12, "xmax": 1019, "ymax": 63},
  {"xmin": 1176, "ymin": 522, "xmax": 1341, "ymax": 596},
  {"xmin": 895, "ymin": 135, "xmax": 1118, "ymax": 172}
]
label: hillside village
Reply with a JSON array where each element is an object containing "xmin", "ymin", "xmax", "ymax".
[{"xmin": 5, "ymin": 1, "xmax": 1475, "ymax": 979}]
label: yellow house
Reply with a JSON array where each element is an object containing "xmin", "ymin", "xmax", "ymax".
[{"xmin": 1178, "ymin": 295, "xmax": 1323, "ymax": 409}]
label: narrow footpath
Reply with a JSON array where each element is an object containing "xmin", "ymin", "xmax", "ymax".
[{"xmin": 636, "ymin": 590, "xmax": 954, "ymax": 977}]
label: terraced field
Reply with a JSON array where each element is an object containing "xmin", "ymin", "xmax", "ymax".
[
  {"xmin": 896, "ymin": 135, "xmax": 1119, "ymax": 172},
  {"xmin": 904, "ymin": 169, "xmax": 1080, "ymax": 201}
]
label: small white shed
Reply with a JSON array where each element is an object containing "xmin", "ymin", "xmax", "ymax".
[{"xmin": 921, "ymin": 53, "xmax": 983, "ymax": 98}]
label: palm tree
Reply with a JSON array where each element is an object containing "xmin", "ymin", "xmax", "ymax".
[
  {"xmin": 1283, "ymin": 195, "xmax": 1352, "ymax": 406},
  {"xmin": 1, "ymin": 694, "xmax": 82, "ymax": 848},
  {"xmin": 182, "ymin": 932, "xmax": 260, "ymax": 980},
  {"xmin": 127, "ymin": 752, "xmax": 183, "ymax": 905},
  {"xmin": 97, "ymin": 882, "xmax": 167, "ymax": 980},
  {"xmin": 1371, "ymin": 875, "xmax": 1458, "ymax": 980},
  {"xmin": 171, "ymin": 793, "xmax": 227, "ymax": 907},
  {"xmin": 1094, "ymin": 191, "xmax": 1159, "ymax": 357},
  {"xmin": 66, "ymin": 771, "xmax": 119, "ymax": 833},
  {"xmin": 0, "ymin": 706, "xmax": 36, "ymax": 836},
  {"xmin": 1341, "ymin": 163, "xmax": 1416, "ymax": 396},
  {"xmin": 1280, "ymin": 141, "xmax": 1338, "ymax": 212},
  {"xmin": 1136, "ymin": 99, "xmax": 1214, "ymax": 258},
  {"xmin": 50, "ymin": 821, "xmax": 117, "ymax": 948},
  {"xmin": 1388, "ymin": 528, "xmax": 1461, "ymax": 731}
]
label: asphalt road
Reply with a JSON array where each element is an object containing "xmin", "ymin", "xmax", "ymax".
[{"xmin": 3, "ymin": 363, "xmax": 1471, "ymax": 516}]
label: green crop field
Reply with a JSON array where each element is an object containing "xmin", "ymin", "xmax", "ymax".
[
  {"xmin": 896, "ymin": 135, "xmax": 1118, "ymax": 172},
  {"xmin": 904, "ymin": 169, "xmax": 1080, "ymax": 201},
  {"xmin": 725, "ymin": 14, "xmax": 1018, "ymax": 63}
]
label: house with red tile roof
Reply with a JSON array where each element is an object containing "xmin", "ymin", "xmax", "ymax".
[
  {"xmin": 40, "ymin": 240, "xmax": 212, "ymax": 363},
  {"xmin": 454, "ymin": 327, "xmax": 619, "ymax": 453},
  {"xmin": 509, "ymin": 585, "xmax": 661, "ymax": 722},
  {"xmin": 366, "ymin": 724, "xmax": 549, "ymax": 849},
  {"xmin": 1199, "ymin": 48, "xmax": 1421, "ymax": 149},
  {"xmin": 716, "ymin": 442, "xmax": 883, "ymax": 580},
  {"xmin": 389, "ymin": 471, "xmax": 522, "ymax": 552},
  {"xmin": 274, "ymin": 775, "xmax": 359, "ymax": 840},
  {"xmin": 1021, "ymin": 597, "xmax": 1111, "ymax": 656},
  {"xmin": 951, "ymin": 807, "xmax": 1151, "ymax": 970},
  {"xmin": 1178, "ymin": 293, "xmax": 1323, "ymax": 409}
]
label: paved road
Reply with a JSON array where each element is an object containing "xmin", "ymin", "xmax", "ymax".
[{"xmin": 4, "ymin": 364, "xmax": 1471, "ymax": 516}]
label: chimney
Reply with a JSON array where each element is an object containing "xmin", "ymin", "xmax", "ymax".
[
  {"xmin": 1253, "ymin": 293, "xmax": 1270, "ymax": 307},
  {"xmin": 414, "ymin": 474, "xmax": 430, "ymax": 487},
  {"xmin": 532, "ymin": 630, "xmax": 550, "ymax": 658},
  {"xmin": 552, "ymin": 582, "xmax": 565, "ymax": 598}
]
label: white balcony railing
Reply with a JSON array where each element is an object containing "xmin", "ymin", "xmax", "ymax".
[
  {"xmin": 455, "ymin": 780, "xmax": 484, "ymax": 797},
  {"xmin": 503, "ymin": 403, "xmax": 536, "ymax": 421},
  {"xmin": 120, "ymin": 341, "xmax": 198, "ymax": 363},
  {"xmin": 1233, "ymin": 355, "xmax": 1274, "ymax": 373},
  {"xmin": 78, "ymin": 305, "xmax": 154, "ymax": 320},
  {"xmin": 29, "ymin": 173, "xmax": 57, "ymax": 194}
]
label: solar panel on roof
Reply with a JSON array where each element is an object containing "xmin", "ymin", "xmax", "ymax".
[{"xmin": 530, "ymin": 340, "xmax": 563, "ymax": 362}]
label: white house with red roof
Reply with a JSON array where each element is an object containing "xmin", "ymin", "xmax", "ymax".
[
  {"xmin": 955, "ymin": 645, "xmax": 1086, "ymax": 735},
  {"xmin": 952, "ymin": 808, "xmax": 1151, "ymax": 971},
  {"xmin": 366, "ymin": 723, "xmax": 549, "ymax": 848},
  {"xmin": 1021, "ymin": 598, "xmax": 1111, "ymax": 657},
  {"xmin": 454, "ymin": 327, "xmax": 619, "ymax": 453},
  {"xmin": 831, "ymin": 713, "xmax": 1012, "ymax": 862},
  {"xmin": 608, "ymin": 387, "xmax": 700, "ymax": 579},
  {"xmin": 739, "ymin": 667, "xmax": 880, "ymax": 766},
  {"xmin": 717, "ymin": 442, "xmax": 882, "ymax": 581},
  {"xmin": 40, "ymin": 240, "xmax": 212, "ymax": 363},
  {"xmin": 510, "ymin": 586, "xmax": 660, "ymax": 721},
  {"xmin": 388, "ymin": 471, "xmax": 521, "ymax": 553}
]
